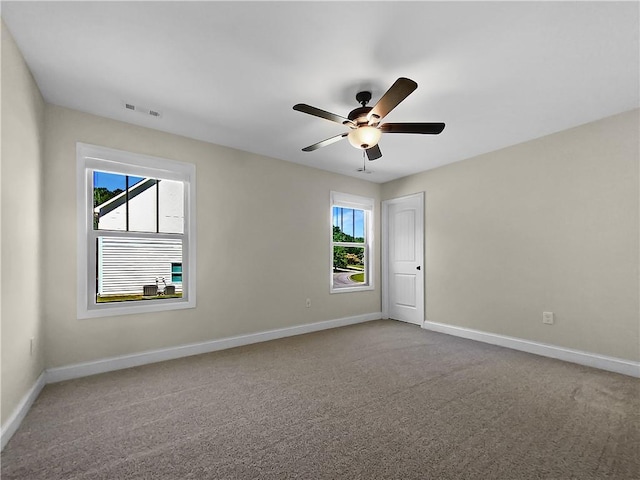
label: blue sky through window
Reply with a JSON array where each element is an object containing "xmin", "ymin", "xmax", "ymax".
[
  {"xmin": 94, "ymin": 171, "xmax": 145, "ymax": 191},
  {"xmin": 333, "ymin": 207, "xmax": 365, "ymax": 239}
]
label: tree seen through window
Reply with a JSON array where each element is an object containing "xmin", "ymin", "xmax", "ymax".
[{"xmin": 332, "ymin": 207, "xmax": 366, "ymax": 285}]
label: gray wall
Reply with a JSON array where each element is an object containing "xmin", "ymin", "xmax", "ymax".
[
  {"xmin": 382, "ymin": 109, "xmax": 639, "ymax": 361},
  {"xmin": 1, "ymin": 22, "xmax": 46, "ymax": 425},
  {"xmin": 42, "ymin": 105, "xmax": 381, "ymax": 368}
]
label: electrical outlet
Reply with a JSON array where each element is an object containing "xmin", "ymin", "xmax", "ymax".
[
  {"xmin": 305, "ymin": 298, "xmax": 311, "ymax": 308},
  {"xmin": 542, "ymin": 312, "xmax": 554, "ymax": 325}
]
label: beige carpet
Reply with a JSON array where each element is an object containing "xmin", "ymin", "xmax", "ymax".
[{"xmin": 2, "ymin": 320, "xmax": 639, "ymax": 479}]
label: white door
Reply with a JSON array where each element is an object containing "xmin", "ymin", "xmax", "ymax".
[{"xmin": 383, "ymin": 193, "xmax": 424, "ymax": 325}]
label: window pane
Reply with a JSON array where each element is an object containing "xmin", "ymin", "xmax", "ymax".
[
  {"xmin": 332, "ymin": 206, "xmax": 340, "ymax": 237},
  {"xmin": 332, "ymin": 246, "xmax": 366, "ymax": 289},
  {"xmin": 93, "ymin": 172, "xmax": 149, "ymax": 232},
  {"xmin": 332, "ymin": 207, "xmax": 365, "ymax": 242},
  {"xmin": 94, "ymin": 171, "xmax": 127, "ymax": 231},
  {"xmin": 97, "ymin": 236, "xmax": 183, "ymax": 303},
  {"xmin": 158, "ymin": 179, "xmax": 184, "ymax": 234},
  {"xmin": 128, "ymin": 178, "xmax": 158, "ymax": 233},
  {"xmin": 353, "ymin": 209, "xmax": 365, "ymax": 241}
]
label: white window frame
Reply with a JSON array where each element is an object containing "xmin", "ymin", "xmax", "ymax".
[
  {"xmin": 330, "ymin": 191, "xmax": 374, "ymax": 294},
  {"xmin": 77, "ymin": 143, "xmax": 196, "ymax": 319}
]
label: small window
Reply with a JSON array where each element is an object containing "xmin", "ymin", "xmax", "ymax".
[
  {"xmin": 77, "ymin": 143, "xmax": 196, "ymax": 318},
  {"xmin": 330, "ymin": 192, "xmax": 374, "ymax": 293},
  {"xmin": 171, "ymin": 263, "xmax": 183, "ymax": 283}
]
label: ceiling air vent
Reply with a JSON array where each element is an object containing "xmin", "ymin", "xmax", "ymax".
[{"xmin": 122, "ymin": 101, "xmax": 162, "ymax": 119}]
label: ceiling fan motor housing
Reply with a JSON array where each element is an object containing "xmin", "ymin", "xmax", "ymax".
[
  {"xmin": 348, "ymin": 92, "xmax": 380, "ymax": 149},
  {"xmin": 348, "ymin": 106, "xmax": 373, "ymax": 124}
]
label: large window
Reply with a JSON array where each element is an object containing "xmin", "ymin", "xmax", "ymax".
[
  {"xmin": 330, "ymin": 192, "xmax": 374, "ymax": 293},
  {"xmin": 77, "ymin": 143, "xmax": 196, "ymax": 318}
]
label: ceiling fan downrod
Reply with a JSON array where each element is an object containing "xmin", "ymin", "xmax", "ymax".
[{"xmin": 355, "ymin": 91, "xmax": 372, "ymax": 107}]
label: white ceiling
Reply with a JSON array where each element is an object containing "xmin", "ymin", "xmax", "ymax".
[{"xmin": 3, "ymin": 1, "xmax": 638, "ymax": 183}]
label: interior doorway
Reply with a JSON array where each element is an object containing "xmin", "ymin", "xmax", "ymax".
[{"xmin": 382, "ymin": 192, "xmax": 424, "ymax": 325}]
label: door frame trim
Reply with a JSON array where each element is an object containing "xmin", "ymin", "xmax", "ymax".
[{"xmin": 382, "ymin": 192, "xmax": 425, "ymax": 324}]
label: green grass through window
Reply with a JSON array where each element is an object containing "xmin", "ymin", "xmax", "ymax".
[
  {"xmin": 350, "ymin": 273, "xmax": 365, "ymax": 283},
  {"xmin": 97, "ymin": 293, "xmax": 183, "ymax": 303}
]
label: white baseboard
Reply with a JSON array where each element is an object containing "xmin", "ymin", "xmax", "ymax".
[
  {"xmin": 1, "ymin": 372, "xmax": 46, "ymax": 451},
  {"xmin": 46, "ymin": 312, "xmax": 382, "ymax": 383},
  {"xmin": 422, "ymin": 320, "xmax": 640, "ymax": 378}
]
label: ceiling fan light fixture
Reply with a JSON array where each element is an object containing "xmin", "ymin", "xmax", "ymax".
[{"xmin": 348, "ymin": 126, "xmax": 382, "ymax": 149}]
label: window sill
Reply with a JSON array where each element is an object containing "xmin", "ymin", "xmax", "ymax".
[
  {"xmin": 330, "ymin": 285, "xmax": 374, "ymax": 294},
  {"xmin": 78, "ymin": 297, "xmax": 195, "ymax": 319}
]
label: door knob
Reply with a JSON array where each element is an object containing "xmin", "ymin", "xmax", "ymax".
[{"xmin": 416, "ymin": 266, "xmax": 421, "ymax": 270}]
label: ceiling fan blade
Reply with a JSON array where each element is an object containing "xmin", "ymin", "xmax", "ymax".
[
  {"xmin": 367, "ymin": 77, "xmax": 418, "ymax": 124},
  {"xmin": 301, "ymin": 132, "xmax": 348, "ymax": 152},
  {"xmin": 365, "ymin": 144, "xmax": 382, "ymax": 161},
  {"xmin": 380, "ymin": 122, "xmax": 445, "ymax": 134},
  {"xmin": 293, "ymin": 104, "xmax": 355, "ymax": 127}
]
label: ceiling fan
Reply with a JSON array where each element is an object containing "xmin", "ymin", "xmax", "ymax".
[{"xmin": 293, "ymin": 77, "xmax": 445, "ymax": 161}]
